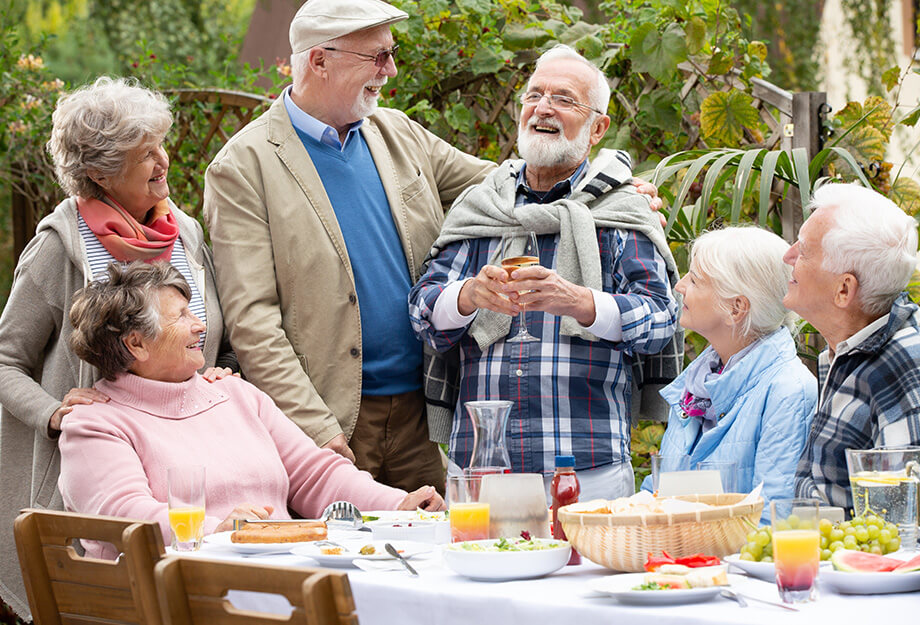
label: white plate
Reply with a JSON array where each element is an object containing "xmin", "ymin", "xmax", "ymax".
[
  {"xmin": 724, "ymin": 553, "xmax": 832, "ymax": 582},
  {"xmin": 291, "ymin": 540, "xmax": 431, "ymax": 567},
  {"xmin": 820, "ymin": 568, "xmax": 920, "ymax": 594},
  {"xmin": 588, "ymin": 573, "xmax": 740, "ymax": 606},
  {"xmin": 362, "ymin": 510, "xmax": 447, "ymax": 522},
  {"xmin": 441, "ymin": 538, "xmax": 571, "ymax": 581},
  {"xmin": 202, "ymin": 530, "xmax": 326, "ymax": 554}
]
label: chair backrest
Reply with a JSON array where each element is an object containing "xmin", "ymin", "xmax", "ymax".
[
  {"xmin": 14, "ymin": 509, "xmax": 166, "ymax": 625},
  {"xmin": 154, "ymin": 558, "xmax": 358, "ymax": 625}
]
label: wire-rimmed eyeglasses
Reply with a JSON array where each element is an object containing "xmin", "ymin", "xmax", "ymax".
[
  {"xmin": 322, "ymin": 45, "xmax": 399, "ymax": 68},
  {"xmin": 519, "ymin": 91, "xmax": 605, "ymax": 115}
]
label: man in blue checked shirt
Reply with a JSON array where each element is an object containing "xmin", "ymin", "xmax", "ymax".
[
  {"xmin": 788, "ymin": 183, "xmax": 920, "ymax": 511},
  {"xmin": 408, "ymin": 45, "xmax": 681, "ymax": 499}
]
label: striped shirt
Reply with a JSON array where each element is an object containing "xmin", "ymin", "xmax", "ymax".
[
  {"xmin": 795, "ymin": 293, "xmax": 920, "ymax": 509},
  {"xmin": 409, "ymin": 171, "xmax": 677, "ymax": 474},
  {"xmin": 77, "ymin": 214, "xmax": 207, "ymax": 347}
]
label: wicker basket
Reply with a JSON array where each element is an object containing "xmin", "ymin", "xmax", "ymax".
[{"xmin": 558, "ymin": 493, "xmax": 763, "ymax": 572}]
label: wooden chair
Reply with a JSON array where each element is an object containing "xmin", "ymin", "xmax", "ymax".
[
  {"xmin": 14, "ymin": 508, "xmax": 165, "ymax": 625},
  {"xmin": 154, "ymin": 557, "xmax": 358, "ymax": 625}
]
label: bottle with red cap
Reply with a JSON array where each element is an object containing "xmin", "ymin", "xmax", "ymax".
[{"xmin": 551, "ymin": 454, "xmax": 581, "ymax": 565}]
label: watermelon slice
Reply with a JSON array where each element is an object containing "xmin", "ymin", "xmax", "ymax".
[
  {"xmin": 893, "ymin": 554, "xmax": 920, "ymax": 573},
  {"xmin": 831, "ymin": 549, "xmax": 902, "ymax": 572}
]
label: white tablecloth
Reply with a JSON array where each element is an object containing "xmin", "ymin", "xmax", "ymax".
[{"xmin": 174, "ymin": 545, "xmax": 918, "ymax": 624}]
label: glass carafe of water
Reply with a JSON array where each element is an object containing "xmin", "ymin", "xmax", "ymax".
[
  {"xmin": 845, "ymin": 446, "xmax": 920, "ymax": 551},
  {"xmin": 464, "ymin": 400, "xmax": 513, "ymax": 475}
]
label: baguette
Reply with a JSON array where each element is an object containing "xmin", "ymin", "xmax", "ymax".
[{"xmin": 230, "ymin": 520, "xmax": 327, "ymax": 544}]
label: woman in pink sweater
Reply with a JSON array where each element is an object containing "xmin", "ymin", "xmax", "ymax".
[{"xmin": 58, "ymin": 262, "xmax": 443, "ymax": 557}]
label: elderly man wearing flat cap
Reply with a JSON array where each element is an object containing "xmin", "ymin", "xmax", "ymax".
[{"xmin": 203, "ymin": 0, "xmax": 492, "ymax": 491}]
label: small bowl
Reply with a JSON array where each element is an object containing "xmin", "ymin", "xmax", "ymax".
[
  {"xmin": 441, "ymin": 538, "xmax": 571, "ymax": 581},
  {"xmin": 367, "ymin": 520, "xmax": 438, "ymax": 543}
]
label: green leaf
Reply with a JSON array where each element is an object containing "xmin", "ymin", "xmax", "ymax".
[
  {"xmin": 747, "ymin": 40, "xmax": 768, "ymax": 62},
  {"xmin": 882, "ymin": 65, "xmax": 901, "ymax": 92},
  {"xmin": 502, "ymin": 24, "xmax": 552, "ymax": 51},
  {"xmin": 574, "ymin": 34, "xmax": 604, "ymax": 59},
  {"xmin": 891, "ymin": 177, "xmax": 920, "ymax": 216},
  {"xmin": 443, "ymin": 101, "xmax": 474, "ymax": 132},
  {"xmin": 901, "ymin": 105, "xmax": 920, "ymax": 127},
  {"xmin": 628, "ymin": 22, "xmax": 687, "ymax": 82},
  {"xmin": 455, "ymin": 0, "xmax": 490, "ymax": 14},
  {"xmin": 835, "ymin": 125, "xmax": 887, "ymax": 165},
  {"xmin": 637, "ymin": 90, "xmax": 680, "ymax": 131},
  {"xmin": 699, "ymin": 90, "xmax": 759, "ymax": 146},
  {"xmin": 557, "ymin": 22, "xmax": 603, "ymax": 46},
  {"xmin": 707, "ymin": 51, "xmax": 733, "ymax": 75},
  {"xmin": 630, "ymin": 422, "xmax": 665, "ymax": 455},
  {"xmin": 685, "ymin": 16, "xmax": 706, "ymax": 54},
  {"xmin": 470, "ymin": 46, "xmax": 504, "ymax": 75}
]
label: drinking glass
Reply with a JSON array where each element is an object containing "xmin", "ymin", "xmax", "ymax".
[
  {"xmin": 845, "ymin": 446, "xmax": 920, "ymax": 550},
  {"xmin": 695, "ymin": 460, "xmax": 737, "ymax": 493},
  {"xmin": 447, "ymin": 474, "xmax": 490, "ymax": 543},
  {"xmin": 479, "ymin": 473, "xmax": 550, "ymax": 539},
  {"xmin": 771, "ymin": 498, "xmax": 820, "ymax": 604},
  {"xmin": 167, "ymin": 465, "xmax": 206, "ymax": 551},
  {"xmin": 500, "ymin": 231, "xmax": 540, "ymax": 343},
  {"xmin": 650, "ymin": 453, "xmax": 692, "ymax": 494}
]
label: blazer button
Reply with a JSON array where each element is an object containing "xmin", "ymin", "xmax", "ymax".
[
  {"xmin": 350, "ymin": 347, "xmax": 359, "ymax": 357},
  {"xmin": 348, "ymin": 293, "xmax": 357, "ymax": 304}
]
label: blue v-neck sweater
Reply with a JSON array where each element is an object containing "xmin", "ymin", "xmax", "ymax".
[{"xmin": 296, "ymin": 130, "xmax": 422, "ymax": 395}]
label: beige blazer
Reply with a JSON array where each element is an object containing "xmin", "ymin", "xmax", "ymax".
[{"xmin": 204, "ymin": 99, "xmax": 493, "ymax": 446}]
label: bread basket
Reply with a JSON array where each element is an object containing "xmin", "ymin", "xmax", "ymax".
[{"xmin": 558, "ymin": 493, "xmax": 763, "ymax": 571}]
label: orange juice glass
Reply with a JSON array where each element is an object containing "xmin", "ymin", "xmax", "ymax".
[
  {"xmin": 449, "ymin": 502, "xmax": 490, "ymax": 542},
  {"xmin": 167, "ymin": 465, "xmax": 206, "ymax": 551},
  {"xmin": 771, "ymin": 498, "xmax": 820, "ymax": 603},
  {"xmin": 168, "ymin": 506, "xmax": 205, "ymax": 543},
  {"xmin": 447, "ymin": 474, "xmax": 490, "ymax": 543}
]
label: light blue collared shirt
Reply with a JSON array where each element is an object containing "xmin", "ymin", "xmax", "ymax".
[{"xmin": 282, "ymin": 86, "xmax": 363, "ymax": 151}]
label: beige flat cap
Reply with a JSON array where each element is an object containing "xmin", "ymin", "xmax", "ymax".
[{"xmin": 290, "ymin": 0, "xmax": 408, "ymax": 54}]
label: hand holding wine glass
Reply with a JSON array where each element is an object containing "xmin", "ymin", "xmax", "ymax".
[{"xmin": 500, "ymin": 231, "xmax": 540, "ymax": 343}]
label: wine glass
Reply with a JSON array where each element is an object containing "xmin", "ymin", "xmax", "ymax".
[{"xmin": 499, "ymin": 231, "xmax": 540, "ymax": 343}]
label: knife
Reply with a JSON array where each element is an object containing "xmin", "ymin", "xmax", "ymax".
[{"xmin": 385, "ymin": 542, "xmax": 419, "ymax": 576}]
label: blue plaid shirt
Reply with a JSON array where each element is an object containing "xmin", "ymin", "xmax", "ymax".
[
  {"xmin": 795, "ymin": 293, "xmax": 920, "ymax": 510},
  {"xmin": 408, "ymin": 166, "xmax": 678, "ymax": 474}
]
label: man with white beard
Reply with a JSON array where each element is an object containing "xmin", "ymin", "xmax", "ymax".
[
  {"xmin": 409, "ymin": 45, "xmax": 681, "ymax": 499},
  {"xmin": 203, "ymin": 0, "xmax": 493, "ymax": 492}
]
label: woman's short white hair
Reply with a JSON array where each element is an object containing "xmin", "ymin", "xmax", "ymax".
[
  {"xmin": 813, "ymin": 183, "xmax": 918, "ymax": 316},
  {"xmin": 532, "ymin": 44, "xmax": 610, "ymax": 114},
  {"xmin": 691, "ymin": 226, "xmax": 794, "ymax": 338},
  {"xmin": 47, "ymin": 76, "xmax": 172, "ymax": 199}
]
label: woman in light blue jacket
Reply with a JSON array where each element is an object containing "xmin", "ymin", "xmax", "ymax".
[{"xmin": 643, "ymin": 227, "xmax": 816, "ymax": 521}]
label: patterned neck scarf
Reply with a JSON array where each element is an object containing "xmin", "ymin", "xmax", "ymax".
[
  {"xmin": 679, "ymin": 339, "xmax": 760, "ymax": 432},
  {"xmin": 76, "ymin": 195, "xmax": 178, "ymax": 262}
]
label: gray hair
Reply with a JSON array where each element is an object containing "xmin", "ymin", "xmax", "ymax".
[
  {"xmin": 531, "ymin": 44, "xmax": 610, "ymax": 114},
  {"xmin": 47, "ymin": 76, "xmax": 172, "ymax": 199},
  {"xmin": 69, "ymin": 261, "xmax": 191, "ymax": 380},
  {"xmin": 813, "ymin": 183, "xmax": 919, "ymax": 316},
  {"xmin": 691, "ymin": 226, "xmax": 794, "ymax": 338}
]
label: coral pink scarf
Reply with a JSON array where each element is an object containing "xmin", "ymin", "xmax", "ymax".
[{"xmin": 77, "ymin": 196, "xmax": 178, "ymax": 262}]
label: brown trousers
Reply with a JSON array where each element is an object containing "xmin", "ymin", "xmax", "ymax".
[{"xmin": 349, "ymin": 389, "xmax": 445, "ymax": 495}]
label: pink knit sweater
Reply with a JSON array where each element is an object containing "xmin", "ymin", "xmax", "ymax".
[{"xmin": 58, "ymin": 373, "xmax": 405, "ymax": 557}]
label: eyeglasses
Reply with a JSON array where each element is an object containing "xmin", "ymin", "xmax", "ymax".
[
  {"xmin": 322, "ymin": 45, "xmax": 399, "ymax": 68},
  {"xmin": 519, "ymin": 91, "xmax": 605, "ymax": 115}
]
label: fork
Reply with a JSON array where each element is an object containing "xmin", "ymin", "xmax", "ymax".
[
  {"xmin": 720, "ymin": 588, "xmax": 799, "ymax": 611},
  {"xmin": 321, "ymin": 501, "xmax": 370, "ymax": 531}
]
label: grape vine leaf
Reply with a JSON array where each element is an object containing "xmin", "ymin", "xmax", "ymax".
[
  {"xmin": 699, "ymin": 90, "xmax": 759, "ymax": 146},
  {"xmin": 891, "ymin": 177, "xmax": 920, "ymax": 217},
  {"xmin": 629, "ymin": 22, "xmax": 687, "ymax": 82}
]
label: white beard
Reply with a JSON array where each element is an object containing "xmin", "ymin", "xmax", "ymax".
[
  {"xmin": 349, "ymin": 80, "xmax": 386, "ymax": 120},
  {"xmin": 517, "ymin": 116, "xmax": 593, "ymax": 168}
]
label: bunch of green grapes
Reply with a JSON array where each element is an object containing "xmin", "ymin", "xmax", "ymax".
[{"xmin": 738, "ymin": 513, "xmax": 901, "ymax": 562}]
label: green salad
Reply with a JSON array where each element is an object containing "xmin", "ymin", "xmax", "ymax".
[{"xmin": 449, "ymin": 537, "xmax": 565, "ymax": 552}]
